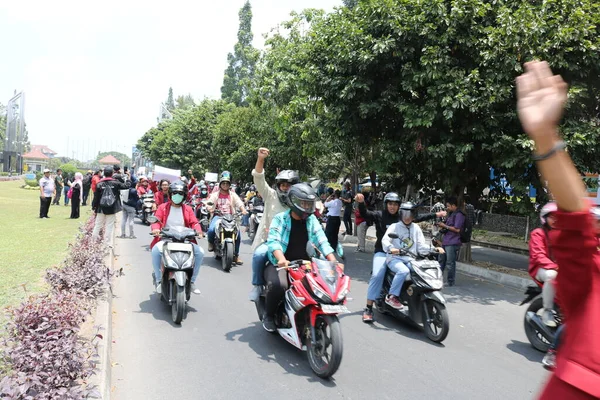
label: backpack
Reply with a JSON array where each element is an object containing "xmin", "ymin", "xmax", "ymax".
[
  {"xmin": 99, "ymin": 184, "xmax": 116, "ymax": 210},
  {"xmin": 459, "ymin": 210, "xmax": 472, "ymax": 243}
]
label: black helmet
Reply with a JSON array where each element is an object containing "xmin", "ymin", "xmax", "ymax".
[
  {"xmin": 169, "ymin": 180, "xmax": 188, "ymax": 198},
  {"xmin": 275, "ymin": 170, "xmax": 300, "ymax": 204},
  {"xmin": 286, "ymin": 183, "xmax": 317, "ymax": 220},
  {"xmin": 383, "ymin": 192, "xmax": 401, "ymax": 205},
  {"xmin": 400, "ymin": 201, "xmax": 417, "ymax": 222},
  {"xmin": 220, "ymin": 171, "xmax": 232, "ymax": 184}
]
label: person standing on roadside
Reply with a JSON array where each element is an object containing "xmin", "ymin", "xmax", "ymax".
[
  {"xmin": 52, "ymin": 169, "xmax": 64, "ymax": 205},
  {"xmin": 70, "ymin": 172, "xmax": 83, "ymax": 219},
  {"xmin": 82, "ymin": 170, "xmax": 92, "ymax": 206},
  {"xmin": 92, "ymin": 166, "xmax": 131, "ymax": 248},
  {"xmin": 39, "ymin": 168, "xmax": 55, "ymax": 219},
  {"xmin": 437, "ymin": 196, "xmax": 465, "ymax": 286},
  {"xmin": 342, "ymin": 180, "xmax": 354, "ymax": 236},
  {"xmin": 91, "ymin": 170, "xmax": 101, "ymax": 205},
  {"xmin": 63, "ymin": 173, "xmax": 72, "ymax": 207},
  {"xmin": 324, "ymin": 190, "xmax": 343, "ymax": 250}
]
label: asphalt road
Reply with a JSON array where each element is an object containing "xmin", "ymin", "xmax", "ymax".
[
  {"xmin": 471, "ymin": 245, "xmax": 529, "ymax": 271},
  {"xmin": 111, "ymin": 222, "xmax": 548, "ymax": 400}
]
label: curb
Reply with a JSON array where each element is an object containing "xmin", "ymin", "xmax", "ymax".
[
  {"xmin": 470, "ymin": 240, "xmax": 529, "ymax": 256},
  {"xmin": 456, "ymin": 262, "xmax": 530, "ymax": 291}
]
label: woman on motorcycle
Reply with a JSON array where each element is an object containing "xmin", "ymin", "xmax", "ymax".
[
  {"xmin": 262, "ymin": 183, "xmax": 340, "ymax": 332},
  {"xmin": 150, "ymin": 180, "xmax": 204, "ymax": 295},
  {"xmin": 248, "ymin": 147, "xmax": 300, "ymax": 302},
  {"xmin": 528, "ymin": 202, "xmax": 559, "ymax": 327},
  {"xmin": 357, "ymin": 193, "xmax": 446, "ymax": 323},
  {"xmin": 206, "ymin": 171, "xmax": 247, "ymax": 265},
  {"xmin": 154, "ymin": 179, "xmax": 171, "ymax": 207}
]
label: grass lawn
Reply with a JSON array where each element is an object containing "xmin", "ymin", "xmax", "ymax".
[{"xmin": 0, "ymin": 180, "xmax": 93, "ymax": 310}]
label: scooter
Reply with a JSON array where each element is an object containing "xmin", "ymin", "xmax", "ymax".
[
  {"xmin": 255, "ymin": 243, "xmax": 350, "ymax": 379},
  {"xmin": 211, "ymin": 209, "xmax": 241, "ymax": 272},
  {"xmin": 139, "ymin": 192, "xmax": 156, "ymax": 225},
  {"xmin": 375, "ymin": 233, "xmax": 449, "ymax": 343},
  {"xmin": 147, "ymin": 216, "xmax": 199, "ymax": 325},
  {"xmin": 196, "ymin": 198, "xmax": 210, "ymax": 233},
  {"xmin": 248, "ymin": 204, "xmax": 264, "ymax": 241},
  {"xmin": 520, "ymin": 285, "xmax": 562, "ymax": 352}
]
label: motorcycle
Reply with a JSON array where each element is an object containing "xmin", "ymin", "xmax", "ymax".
[
  {"xmin": 375, "ymin": 233, "xmax": 449, "ymax": 343},
  {"xmin": 520, "ymin": 285, "xmax": 562, "ymax": 352},
  {"xmin": 147, "ymin": 216, "xmax": 200, "ymax": 325},
  {"xmin": 139, "ymin": 192, "xmax": 156, "ymax": 225},
  {"xmin": 209, "ymin": 206, "xmax": 241, "ymax": 272},
  {"xmin": 248, "ymin": 204, "xmax": 264, "ymax": 241},
  {"xmin": 194, "ymin": 197, "xmax": 210, "ymax": 233},
  {"xmin": 255, "ymin": 243, "xmax": 350, "ymax": 379}
]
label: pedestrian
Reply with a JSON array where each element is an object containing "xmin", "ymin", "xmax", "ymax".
[
  {"xmin": 459, "ymin": 195, "xmax": 476, "ymax": 262},
  {"xmin": 119, "ymin": 184, "xmax": 139, "ymax": 239},
  {"xmin": 38, "ymin": 168, "xmax": 55, "ymax": 219},
  {"xmin": 342, "ymin": 180, "xmax": 354, "ymax": 235},
  {"xmin": 63, "ymin": 173, "xmax": 72, "ymax": 206},
  {"xmin": 91, "ymin": 170, "xmax": 101, "ymax": 205},
  {"xmin": 82, "ymin": 170, "xmax": 92, "ymax": 206},
  {"xmin": 92, "ymin": 166, "xmax": 131, "ymax": 248},
  {"xmin": 324, "ymin": 189, "xmax": 343, "ymax": 250},
  {"xmin": 436, "ymin": 196, "xmax": 465, "ymax": 286},
  {"xmin": 52, "ymin": 169, "xmax": 64, "ymax": 205},
  {"xmin": 355, "ymin": 206, "xmax": 367, "ymax": 252},
  {"xmin": 70, "ymin": 172, "xmax": 83, "ymax": 219},
  {"xmin": 430, "ymin": 195, "xmax": 446, "ymax": 244}
]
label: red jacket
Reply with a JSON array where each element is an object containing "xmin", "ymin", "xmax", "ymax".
[
  {"xmin": 150, "ymin": 202, "xmax": 202, "ymax": 249},
  {"xmin": 542, "ymin": 208, "xmax": 600, "ymax": 398},
  {"xmin": 355, "ymin": 208, "xmax": 365, "ymax": 225},
  {"xmin": 91, "ymin": 175, "xmax": 101, "ymax": 192},
  {"xmin": 528, "ymin": 228, "xmax": 558, "ymax": 284},
  {"xmin": 154, "ymin": 190, "xmax": 169, "ymax": 207}
]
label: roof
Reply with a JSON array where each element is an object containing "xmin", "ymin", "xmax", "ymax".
[
  {"xmin": 23, "ymin": 149, "xmax": 50, "ymax": 160},
  {"xmin": 98, "ymin": 155, "xmax": 121, "ymax": 164},
  {"xmin": 31, "ymin": 145, "xmax": 57, "ymax": 155}
]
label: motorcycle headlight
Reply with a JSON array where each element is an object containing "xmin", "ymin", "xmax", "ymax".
[
  {"xmin": 164, "ymin": 250, "xmax": 191, "ymax": 269},
  {"xmin": 412, "ymin": 261, "xmax": 443, "ymax": 290},
  {"xmin": 306, "ymin": 274, "xmax": 332, "ymax": 303}
]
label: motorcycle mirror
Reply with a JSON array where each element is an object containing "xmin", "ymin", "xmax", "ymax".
[
  {"xmin": 388, "ymin": 233, "xmax": 399, "ymax": 239},
  {"xmin": 146, "ymin": 215, "xmax": 159, "ymax": 224},
  {"xmin": 306, "ymin": 242, "xmax": 316, "ymax": 258}
]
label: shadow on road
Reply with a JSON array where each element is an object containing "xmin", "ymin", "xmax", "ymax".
[
  {"xmin": 136, "ymin": 293, "xmax": 198, "ymax": 328},
  {"xmin": 365, "ymin": 310, "xmax": 446, "ymax": 348},
  {"xmin": 506, "ymin": 340, "xmax": 544, "ymax": 363},
  {"xmin": 225, "ymin": 322, "xmax": 338, "ymax": 386}
]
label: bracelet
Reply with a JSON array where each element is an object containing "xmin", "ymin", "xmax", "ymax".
[{"xmin": 532, "ymin": 140, "xmax": 566, "ymax": 161}]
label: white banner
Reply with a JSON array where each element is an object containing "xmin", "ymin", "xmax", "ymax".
[
  {"xmin": 153, "ymin": 165, "xmax": 181, "ymax": 182},
  {"xmin": 204, "ymin": 172, "xmax": 218, "ymax": 182}
]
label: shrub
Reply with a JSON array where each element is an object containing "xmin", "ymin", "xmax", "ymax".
[{"xmin": 24, "ymin": 179, "xmax": 38, "ymax": 187}]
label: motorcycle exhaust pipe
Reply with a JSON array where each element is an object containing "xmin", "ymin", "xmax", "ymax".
[{"xmin": 525, "ymin": 311, "xmax": 555, "ymax": 342}]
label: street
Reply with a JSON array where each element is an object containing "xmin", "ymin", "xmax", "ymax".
[
  {"xmin": 111, "ymin": 222, "xmax": 548, "ymax": 400},
  {"xmin": 471, "ymin": 245, "xmax": 529, "ymax": 271}
]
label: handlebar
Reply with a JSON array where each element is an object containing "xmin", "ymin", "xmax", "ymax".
[{"xmin": 276, "ymin": 259, "xmax": 311, "ymax": 271}]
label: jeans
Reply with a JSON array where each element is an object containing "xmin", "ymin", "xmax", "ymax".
[
  {"xmin": 551, "ymin": 324, "xmax": 565, "ymax": 351},
  {"xmin": 52, "ymin": 189, "xmax": 62, "ymax": 205},
  {"xmin": 386, "ymin": 256, "xmax": 413, "ymax": 297},
  {"xmin": 82, "ymin": 188, "xmax": 90, "ymax": 205},
  {"xmin": 242, "ymin": 213, "xmax": 250, "ymax": 227},
  {"xmin": 366, "ymin": 252, "xmax": 388, "ymax": 301},
  {"xmin": 356, "ymin": 222, "xmax": 367, "ymax": 250},
  {"xmin": 251, "ymin": 243, "xmax": 269, "ymax": 285},
  {"xmin": 63, "ymin": 186, "xmax": 70, "ymax": 205},
  {"xmin": 92, "ymin": 213, "xmax": 116, "ymax": 248},
  {"xmin": 536, "ymin": 268, "xmax": 558, "ymax": 310},
  {"xmin": 208, "ymin": 216, "xmax": 242, "ymax": 255},
  {"xmin": 152, "ymin": 242, "xmax": 204, "ymax": 284},
  {"xmin": 440, "ymin": 244, "xmax": 460, "ymax": 285},
  {"xmin": 343, "ymin": 211, "xmax": 353, "ymax": 235},
  {"xmin": 39, "ymin": 196, "xmax": 52, "ymax": 217},
  {"xmin": 121, "ymin": 204, "xmax": 136, "ymax": 236}
]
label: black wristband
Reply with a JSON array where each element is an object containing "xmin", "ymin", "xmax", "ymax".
[{"xmin": 532, "ymin": 140, "xmax": 566, "ymax": 161}]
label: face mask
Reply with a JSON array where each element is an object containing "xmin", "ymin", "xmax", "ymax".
[
  {"xmin": 172, "ymin": 194, "xmax": 184, "ymax": 205},
  {"xmin": 201, "ymin": 190, "xmax": 207, "ymax": 196}
]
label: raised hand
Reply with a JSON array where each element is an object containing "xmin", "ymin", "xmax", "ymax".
[{"xmin": 257, "ymin": 148, "xmax": 270, "ymax": 159}]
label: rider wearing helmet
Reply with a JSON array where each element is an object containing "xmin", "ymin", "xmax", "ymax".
[
  {"xmin": 262, "ymin": 183, "xmax": 340, "ymax": 332},
  {"xmin": 528, "ymin": 201, "xmax": 559, "ymax": 327},
  {"xmin": 381, "ymin": 202, "xmax": 444, "ymax": 310},
  {"xmin": 150, "ymin": 180, "xmax": 204, "ymax": 295},
  {"xmin": 206, "ymin": 171, "xmax": 247, "ymax": 265},
  {"xmin": 249, "ymin": 148, "xmax": 300, "ymax": 302},
  {"xmin": 357, "ymin": 192, "xmax": 446, "ymax": 323}
]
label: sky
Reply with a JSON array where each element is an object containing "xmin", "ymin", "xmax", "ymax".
[{"xmin": 0, "ymin": 0, "xmax": 341, "ymax": 161}]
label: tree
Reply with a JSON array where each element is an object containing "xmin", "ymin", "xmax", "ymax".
[
  {"xmin": 221, "ymin": 0, "xmax": 260, "ymax": 106},
  {"xmin": 166, "ymin": 87, "xmax": 175, "ymax": 111},
  {"xmin": 175, "ymin": 94, "xmax": 195, "ymax": 110}
]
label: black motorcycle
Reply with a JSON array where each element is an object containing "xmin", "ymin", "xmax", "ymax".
[
  {"xmin": 248, "ymin": 204, "xmax": 264, "ymax": 241},
  {"xmin": 138, "ymin": 192, "xmax": 156, "ymax": 225},
  {"xmin": 375, "ymin": 233, "xmax": 449, "ymax": 343},
  {"xmin": 520, "ymin": 285, "xmax": 562, "ymax": 352},
  {"xmin": 210, "ymin": 208, "xmax": 241, "ymax": 272}
]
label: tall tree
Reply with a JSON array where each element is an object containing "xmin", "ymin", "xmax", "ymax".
[
  {"xmin": 166, "ymin": 87, "xmax": 175, "ymax": 111},
  {"xmin": 175, "ymin": 94, "xmax": 195, "ymax": 110},
  {"xmin": 221, "ymin": 0, "xmax": 259, "ymax": 106}
]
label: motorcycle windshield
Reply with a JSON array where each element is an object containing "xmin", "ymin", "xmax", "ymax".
[
  {"xmin": 163, "ymin": 226, "xmax": 196, "ymax": 241},
  {"xmin": 313, "ymin": 258, "xmax": 339, "ymax": 294}
]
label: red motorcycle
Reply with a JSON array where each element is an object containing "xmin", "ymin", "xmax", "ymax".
[{"xmin": 255, "ymin": 245, "xmax": 350, "ymax": 379}]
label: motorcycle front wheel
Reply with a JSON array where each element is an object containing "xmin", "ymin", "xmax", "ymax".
[
  {"xmin": 172, "ymin": 284, "xmax": 186, "ymax": 324},
  {"xmin": 307, "ymin": 315, "xmax": 343, "ymax": 379},
  {"xmin": 222, "ymin": 242, "xmax": 234, "ymax": 272},
  {"xmin": 422, "ymin": 300, "xmax": 449, "ymax": 343}
]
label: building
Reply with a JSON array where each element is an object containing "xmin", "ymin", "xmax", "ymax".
[
  {"xmin": 30, "ymin": 145, "xmax": 57, "ymax": 159},
  {"xmin": 98, "ymin": 154, "xmax": 121, "ymax": 167},
  {"xmin": 22, "ymin": 149, "xmax": 49, "ymax": 172}
]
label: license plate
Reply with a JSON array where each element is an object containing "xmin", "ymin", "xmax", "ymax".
[{"xmin": 321, "ymin": 304, "xmax": 350, "ymax": 314}]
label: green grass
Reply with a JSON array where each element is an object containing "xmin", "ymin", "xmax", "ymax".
[{"xmin": 0, "ymin": 180, "xmax": 92, "ymax": 310}]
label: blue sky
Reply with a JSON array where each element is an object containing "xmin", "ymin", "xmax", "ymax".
[{"xmin": 0, "ymin": 0, "xmax": 340, "ymax": 160}]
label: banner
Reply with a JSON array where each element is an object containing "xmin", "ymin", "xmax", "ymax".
[
  {"xmin": 153, "ymin": 165, "xmax": 181, "ymax": 182},
  {"xmin": 204, "ymin": 172, "xmax": 218, "ymax": 183}
]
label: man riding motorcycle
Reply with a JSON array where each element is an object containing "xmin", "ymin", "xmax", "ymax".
[
  {"xmin": 206, "ymin": 171, "xmax": 247, "ymax": 265},
  {"xmin": 262, "ymin": 183, "xmax": 341, "ymax": 332},
  {"xmin": 150, "ymin": 180, "xmax": 204, "ymax": 295},
  {"xmin": 381, "ymin": 202, "xmax": 445, "ymax": 310},
  {"xmin": 357, "ymin": 192, "xmax": 446, "ymax": 323},
  {"xmin": 248, "ymin": 147, "xmax": 300, "ymax": 302}
]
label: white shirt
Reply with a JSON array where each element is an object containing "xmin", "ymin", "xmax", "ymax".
[
  {"xmin": 251, "ymin": 169, "xmax": 289, "ymax": 251},
  {"xmin": 324, "ymin": 199, "xmax": 343, "ymax": 217},
  {"xmin": 166, "ymin": 206, "xmax": 184, "ymax": 230},
  {"xmin": 39, "ymin": 176, "xmax": 55, "ymax": 197}
]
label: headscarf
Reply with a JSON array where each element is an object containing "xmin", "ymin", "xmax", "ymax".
[{"xmin": 74, "ymin": 172, "xmax": 83, "ymax": 189}]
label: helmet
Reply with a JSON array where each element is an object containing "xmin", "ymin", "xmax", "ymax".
[
  {"xmin": 383, "ymin": 192, "xmax": 401, "ymax": 205},
  {"xmin": 200, "ymin": 180, "xmax": 205, "ymax": 185},
  {"xmin": 286, "ymin": 183, "xmax": 317, "ymax": 220},
  {"xmin": 220, "ymin": 171, "xmax": 232, "ymax": 184},
  {"xmin": 169, "ymin": 180, "xmax": 189, "ymax": 198},
  {"xmin": 540, "ymin": 202, "xmax": 558, "ymax": 225},
  {"xmin": 249, "ymin": 185, "xmax": 256, "ymax": 192},
  {"xmin": 400, "ymin": 201, "xmax": 417, "ymax": 223},
  {"xmin": 209, "ymin": 182, "xmax": 215, "ymax": 189},
  {"xmin": 275, "ymin": 170, "xmax": 300, "ymax": 204}
]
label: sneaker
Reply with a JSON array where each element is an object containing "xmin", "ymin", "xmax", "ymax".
[
  {"xmin": 542, "ymin": 350, "xmax": 557, "ymax": 371},
  {"xmin": 129, "ymin": 235, "xmax": 137, "ymax": 239},
  {"xmin": 542, "ymin": 309, "xmax": 557, "ymax": 328},
  {"xmin": 385, "ymin": 294, "xmax": 404, "ymax": 310},
  {"xmin": 362, "ymin": 307, "xmax": 374, "ymax": 323},
  {"xmin": 248, "ymin": 285, "xmax": 261, "ymax": 302},
  {"xmin": 263, "ymin": 315, "xmax": 276, "ymax": 332},
  {"xmin": 355, "ymin": 248, "xmax": 364, "ymax": 252},
  {"xmin": 155, "ymin": 283, "xmax": 162, "ymax": 294},
  {"xmin": 118, "ymin": 234, "xmax": 127, "ymax": 239},
  {"xmin": 235, "ymin": 257, "xmax": 244, "ymax": 265},
  {"xmin": 191, "ymin": 283, "xmax": 201, "ymax": 295},
  {"xmin": 208, "ymin": 242, "xmax": 214, "ymax": 252}
]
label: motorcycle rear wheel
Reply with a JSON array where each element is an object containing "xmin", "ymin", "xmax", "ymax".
[
  {"xmin": 422, "ymin": 300, "xmax": 449, "ymax": 343},
  {"xmin": 524, "ymin": 297, "xmax": 553, "ymax": 352},
  {"xmin": 307, "ymin": 315, "xmax": 343, "ymax": 379},
  {"xmin": 222, "ymin": 243, "xmax": 234, "ymax": 272},
  {"xmin": 172, "ymin": 284, "xmax": 186, "ymax": 325}
]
